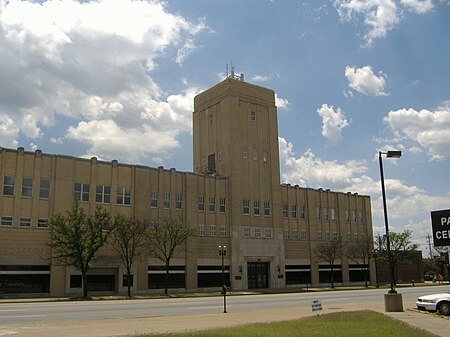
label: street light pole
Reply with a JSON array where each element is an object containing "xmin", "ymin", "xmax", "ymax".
[
  {"xmin": 219, "ymin": 245, "xmax": 227, "ymax": 313},
  {"xmin": 378, "ymin": 150, "xmax": 401, "ymax": 294}
]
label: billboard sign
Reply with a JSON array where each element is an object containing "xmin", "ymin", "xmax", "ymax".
[{"xmin": 431, "ymin": 209, "xmax": 450, "ymax": 246}]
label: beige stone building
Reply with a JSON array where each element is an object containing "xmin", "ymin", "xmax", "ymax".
[{"xmin": 0, "ymin": 75, "xmax": 374, "ymax": 296}]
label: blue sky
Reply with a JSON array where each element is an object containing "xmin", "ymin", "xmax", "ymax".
[{"xmin": 1, "ymin": 0, "xmax": 449, "ymax": 256}]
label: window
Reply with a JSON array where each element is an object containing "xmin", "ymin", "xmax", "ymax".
[
  {"xmin": 3, "ymin": 176, "xmax": 15, "ymax": 196},
  {"xmin": 317, "ymin": 231, "xmax": 322, "ymax": 240},
  {"xmin": 262, "ymin": 151, "xmax": 268, "ymax": 162},
  {"xmin": 292, "ymin": 230, "xmax": 299, "ymax": 240},
  {"xmin": 251, "ymin": 111, "xmax": 256, "ymax": 121},
  {"xmin": 198, "ymin": 195, "xmax": 205, "ymax": 211},
  {"xmin": 264, "ymin": 228, "xmax": 273, "ymax": 238},
  {"xmin": 300, "ymin": 205, "xmax": 305, "ymax": 219},
  {"xmin": 352, "ymin": 210, "xmax": 356, "ymax": 222},
  {"xmin": 264, "ymin": 201, "xmax": 271, "ymax": 216},
  {"xmin": 208, "ymin": 114, "xmax": 214, "ymax": 125},
  {"xmin": 117, "ymin": 187, "xmax": 131, "ymax": 205},
  {"xmin": 37, "ymin": 218, "xmax": 49, "ymax": 228},
  {"xmin": 20, "ymin": 217, "xmax": 31, "ymax": 227},
  {"xmin": 220, "ymin": 225, "xmax": 227, "ymax": 237},
  {"xmin": 243, "ymin": 227, "xmax": 251, "ymax": 238},
  {"xmin": 220, "ymin": 198, "xmax": 226, "ymax": 213},
  {"xmin": 325, "ymin": 231, "xmax": 330, "ymax": 241},
  {"xmin": 198, "ymin": 224, "xmax": 205, "ymax": 236},
  {"xmin": 253, "ymin": 200, "xmax": 260, "ymax": 216},
  {"xmin": 1, "ymin": 216, "xmax": 13, "ymax": 227},
  {"xmin": 163, "ymin": 192, "xmax": 170, "ymax": 208},
  {"xmin": 243, "ymin": 200, "xmax": 250, "ymax": 215},
  {"xmin": 209, "ymin": 197, "xmax": 216, "ymax": 212},
  {"xmin": 354, "ymin": 232, "xmax": 358, "ymax": 241},
  {"xmin": 254, "ymin": 227, "xmax": 262, "ymax": 238},
  {"xmin": 347, "ymin": 232, "xmax": 352, "ymax": 241},
  {"xmin": 283, "ymin": 229, "xmax": 290, "ymax": 240},
  {"xmin": 301, "ymin": 229, "xmax": 307, "ymax": 240},
  {"xmin": 175, "ymin": 193, "xmax": 182, "ymax": 209},
  {"xmin": 22, "ymin": 178, "xmax": 33, "ymax": 197},
  {"xmin": 96, "ymin": 185, "xmax": 111, "ymax": 203},
  {"xmin": 209, "ymin": 225, "xmax": 216, "ymax": 236},
  {"xmin": 74, "ymin": 183, "xmax": 90, "ymax": 202},
  {"xmin": 242, "ymin": 148, "xmax": 248, "ymax": 159},
  {"xmin": 315, "ymin": 207, "xmax": 321, "ymax": 220},
  {"xmin": 345, "ymin": 210, "xmax": 350, "ymax": 222},
  {"xmin": 253, "ymin": 149, "xmax": 258, "ymax": 160},
  {"xmin": 291, "ymin": 205, "xmax": 297, "ymax": 219},
  {"xmin": 282, "ymin": 204, "xmax": 288, "ymax": 218},
  {"xmin": 40, "ymin": 179, "xmax": 50, "ymax": 199},
  {"xmin": 332, "ymin": 232, "xmax": 338, "ymax": 241},
  {"xmin": 331, "ymin": 208, "xmax": 336, "ymax": 222},
  {"xmin": 359, "ymin": 211, "xmax": 364, "ymax": 223},
  {"xmin": 150, "ymin": 191, "xmax": 158, "ymax": 207},
  {"xmin": 323, "ymin": 208, "xmax": 328, "ymax": 221}
]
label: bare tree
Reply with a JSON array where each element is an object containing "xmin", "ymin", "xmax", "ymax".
[
  {"xmin": 110, "ymin": 215, "xmax": 147, "ymax": 297},
  {"xmin": 49, "ymin": 203, "xmax": 112, "ymax": 298},
  {"xmin": 314, "ymin": 237, "xmax": 343, "ymax": 288},
  {"xmin": 147, "ymin": 220, "xmax": 195, "ymax": 295},
  {"xmin": 347, "ymin": 235, "xmax": 373, "ymax": 287},
  {"xmin": 375, "ymin": 230, "xmax": 419, "ymax": 284}
]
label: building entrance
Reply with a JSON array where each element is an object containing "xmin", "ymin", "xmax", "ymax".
[{"xmin": 247, "ymin": 262, "xmax": 269, "ymax": 289}]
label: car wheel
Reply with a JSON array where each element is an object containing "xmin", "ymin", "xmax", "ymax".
[{"xmin": 437, "ymin": 302, "xmax": 450, "ymax": 316}]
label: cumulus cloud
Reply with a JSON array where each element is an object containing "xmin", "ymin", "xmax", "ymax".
[
  {"xmin": 383, "ymin": 105, "xmax": 450, "ymax": 160},
  {"xmin": 0, "ymin": 0, "xmax": 206, "ymax": 162},
  {"xmin": 316, "ymin": 104, "xmax": 350, "ymax": 144},
  {"xmin": 345, "ymin": 66, "xmax": 388, "ymax": 96},
  {"xmin": 334, "ymin": 0, "xmax": 434, "ymax": 45},
  {"xmin": 275, "ymin": 94, "xmax": 290, "ymax": 109}
]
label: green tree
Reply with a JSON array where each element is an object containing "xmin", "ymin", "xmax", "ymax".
[
  {"xmin": 314, "ymin": 237, "xmax": 343, "ymax": 288},
  {"xmin": 375, "ymin": 230, "xmax": 419, "ymax": 284},
  {"xmin": 49, "ymin": 202, "xmax": 112, "ymax": 298},
  {"xmin": 147, "ymin": 220, "xmax": 195, "ymax": 295},
  {"xmin": 347, "ymin": 235, "xmax": 373, "ymax": 287},
  {"xmin": 110, "ymin": 215, "xmax": 147, "ymax": 297}
]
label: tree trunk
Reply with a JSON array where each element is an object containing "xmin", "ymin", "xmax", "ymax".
[
  {"xmin": 127, "ymin": 270, "xmax": 131, "ymax": 298},
  {"xmin": 82, "ymin": 273, "xmax": 88, "ymax": 298},
  {"xmin": 165, "ymin": 262, "xmax": 169, "ymax": 296},
  {"xmin": 330, "ymin": 266, "xmax": 334, "ymax": 288}
]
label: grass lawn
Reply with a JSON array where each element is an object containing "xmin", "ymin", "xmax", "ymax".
[{"xmin": 144, "ymin": 311, "xmax": 438, "ymax": 337}]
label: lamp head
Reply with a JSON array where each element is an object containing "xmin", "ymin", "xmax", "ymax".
[{"xmin": 386, "ymin": 150, "xmax": 402, "ymax": 158}]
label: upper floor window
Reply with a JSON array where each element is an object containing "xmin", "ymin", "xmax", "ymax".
[
  {"xmin": 300, "ymin": 205, "xmax": 305, "ymax": 219},
  {"xmin": 315, "ymin": 207, "xmax": 321, "ymax": 220},
  {"xmin": 253, "ymin": 200, "xmax": 260, "ymax": 216},
  {"xmin": 283, "ymin": 229, "xmax": 290, "ymax": 240},
  {"xmin": 345, "ymin": 210, "xmax": 350, "ymax": 222},
  {"xmin": 198, "ymin": 224, "xmax": 205, "ymax": 236},
  {"xmin": 74, "ymin": 183, "xmax": 90, "ymax": 202},
  {"xmin": 209, "ymin": 197, "xmax": 216, "ymax": 212},
  {"xmin": 282, "ymin": 204, "xmax": 288, "ymax": 218},
  {"xmin": 253, "ymin": 149, "xmax": 258, "ymax": 161},
  {"xmin": 243, "ymin": 226, "xmax": 251, "ymax": 238},
  {"xmin": 254, "ymin": 227, "xmax": 262, "ymax": 238},
  {"xmin": 331, "ymin": 208, "xmax": 336, "ymax": 222},
  {"xmin": 301, "ymin": 229, "xmax": 307, "ymax": 240},
  {"xmin": 20, "ymin": 217, "xmax": 31, "ymax": 227},
  {"xmin": 325, "ymin": 231, "xmax": 330, "ymax": 241},
  {"xmin": 317, "ymin": 231, "xmax": 322, "ymax": 240},
  {"xmin": 262, "ymin": 151, "xmax": 268, "ymax": 162},
  {"xmin": 220, "ymin": 198, "xmax": 226, "ymax": 213},
  {"xmin": 209, "ymin": 225, "xmax": 216, "ymax": 236},
  {"xmin": 291, "ymin": 205, "xmax": 297, "ymax": 219},
  {"xmin": 163, "ymin": 192, "xmax": 170, "ymax": 209},
  {"xmin": 332, "ymin": 232, "xmax": 338, "ymax": 241},
  {"xmin": 292, "ymin": 230, "xmax": 299, "ymax": 240},
  {"xmin": 323, "ymin": 208, "xmax": 329, "ymax": 221},
  {"xmin": 352, "ymin": 210, "xmax": 357, "ymax": 222},
  {"xmin": 117, "ymin": 187, "xmax": 131, "ymax": 205},
  {"xmin": 40, "ymin": 179, "xmax": 50, "ymax": 199},
  {"xmin": 198, "ymin": 195, "xmax": 205, "ymax": 211},
  {"xmin": 150, "ymin": 190, "xmax": 158, "ymax": 208},
  {"xmin": 175, "ymin": 193, "xmax": 182, "ymax": 209},
  {"xmin": 1, "ymin": 216, "xmax": 13, "ymax": 227},
  {"xmin": 220, "ymin": 225, "xmax": 227, "ymax": 237},
  {"xmin": 3, "ymin": 176, "xmax": 15, "ymax": 196},
  {"xmin": 22, "ymin": 178, "xmax": 33, "ymax": 197},
  {"xmin": 242, "ymin": 148, "xmax": 248, "ymax": 159},
  {"xmin": 264, "ymin": 228, "xmax": 273, "ymax": 238},
  {"xmin": 96, "ymin": 185, "xmax": 111, "ymax": 203},
  {"xmin": 37, "ymin": 218, "xmax": 49, "ymax": 228},
  {"xmin": 359, "ymin": 211, "xmax": 364, "ymax": 223},
  {"xmin": 251, "ymin": 111, "xmax": 256, "ymax": 121},
  {"xmin": 243, "ymin": 200, "xmax": 250, "ymax": 215},
  {"xmin": 264, "ymin": 201, "xmax": 271, "ymax": 216}
]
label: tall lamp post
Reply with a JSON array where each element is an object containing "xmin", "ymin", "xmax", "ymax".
[
  {"xmin": 219, "ymin": 245, "xmax": 227, "ymax": 313},
  {"xmin": 379, "ymin": 150, "xmax": 403, "ymax": 311}
]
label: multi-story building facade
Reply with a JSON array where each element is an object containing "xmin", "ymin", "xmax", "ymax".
[{"xmin": 0, "ymin": 75, "xmax": 374, "ymax": 296}]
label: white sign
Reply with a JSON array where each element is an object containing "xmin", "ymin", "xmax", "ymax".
[{"xmin": 311, "ymin": 299, "xmax": 322, "ymax": 312}]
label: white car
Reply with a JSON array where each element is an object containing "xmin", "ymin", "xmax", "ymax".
[{"xmin": 416, "ymin": 291, "xmax": 450, "ymax": 316}]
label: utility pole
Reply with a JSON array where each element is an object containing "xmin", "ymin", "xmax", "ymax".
[{"xmin": 427, "ymin": 234, "xmax": 433, "ymax": 259}]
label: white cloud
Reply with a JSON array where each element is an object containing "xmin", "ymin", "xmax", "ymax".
[
  {"xmin": 316, "ymin": 104, "xmax": 350, "ymax": 144},
  {"xmin": 275, "ymin": 94, "xmax": 290, "ymax": 109},
  {"xmin": 345, "ymin": 65, "xmax": 388, "ymax": 96},
  {"xmin": 0, "ymin": 0, "xmax": 206, "ymax": 161},
  {"xmin": 400, "ymin": 0, "xmax": 434, "ymax": 13},
  {"xmin": 252, "ymin": 74, "xmax": 270, "ymax": 82},
  {"xmin": 383, "ymin": 106, "xmax": 450, "ymax": 160}
]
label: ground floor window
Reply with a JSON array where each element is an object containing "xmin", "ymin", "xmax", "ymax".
[
  {"xmin": 349, "ymin": 269, "xmax": 369, "ymax": 282},
  {"xmin": 319, "ymin": 270, "xmax": 343, "ymax": 283},
  {"xmin": 197, "ymin": 265, "xmax": 230, "ymax": 287},
  {"xmin": 69, "ymin": 274, "xmax": 115, "ymax": 291},
  {"xmin": 148, "ymin": 265, "xmax": 185, "ymax": 289},
  {"xmin": 0, "ymin": 265, "xmax": 50, "ymax": 293},
  {"xmin": 285, "ymin": 265, "xmax": 311, "ymax": 285}
]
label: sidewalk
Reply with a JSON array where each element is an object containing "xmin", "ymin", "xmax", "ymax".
[{"xmin": 0, "ymin": 299, "xmax": 448, "ymax": 337}]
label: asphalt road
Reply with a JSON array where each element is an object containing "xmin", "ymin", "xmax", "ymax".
[{"xmin": 0, "ymin": 286, "xmax": 447, "ymax": 325}]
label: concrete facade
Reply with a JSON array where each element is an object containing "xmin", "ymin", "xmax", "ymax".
[{"xmin": 0, "ymin": 76, "xmax": 374, "ymax": 296}]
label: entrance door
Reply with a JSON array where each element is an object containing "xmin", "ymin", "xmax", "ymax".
[{"xmin": 247, "ymin": 262, "xmax": 269, "ymax": 289}]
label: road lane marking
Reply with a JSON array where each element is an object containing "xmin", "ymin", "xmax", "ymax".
[{"xmin": 0, "ymin": 315, "xmax": 46, "ymax": 319}]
